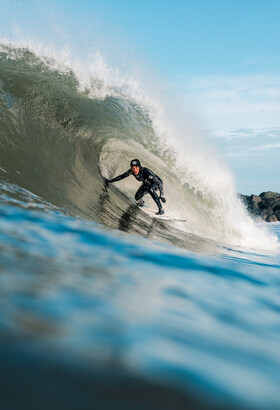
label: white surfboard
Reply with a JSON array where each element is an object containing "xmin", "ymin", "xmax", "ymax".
[
  {"xmin": 125, "ymin": 195, "xmax": 186, "ymax": 222},
  {"xmin": 129, "ymin": 198, "xmax": 186, "ymax": 222},
  {"xmin": 141, "ymin": 206, "xmax": 187, "ymax": 222}
]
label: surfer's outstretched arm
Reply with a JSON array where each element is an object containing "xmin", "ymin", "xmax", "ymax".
[{"xmin": 106, "ymin": 169, "xmax": 131, "ymax": 184}]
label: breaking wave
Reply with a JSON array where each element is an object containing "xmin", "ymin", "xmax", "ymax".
[{"xmin": 0, "ymin": 43, "xmax": 278, "ymax": 252}]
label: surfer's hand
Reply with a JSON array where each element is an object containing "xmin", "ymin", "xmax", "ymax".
[
  {"xmin": 104, "ymin": 177, "xmax": 109, "ymax": 186},
  {"xmin": 160, "ymin": 196, "xmax": 166, "ymax": 203}
]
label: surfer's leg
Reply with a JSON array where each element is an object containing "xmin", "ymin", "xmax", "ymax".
[
  {"xmin": 149, "ymin": 184, "xmax": 164, "ymax": 215},
  {"xmin": 156, "ymin": 179, "xmax": 164, "ymax": 197},
  {"xmin": 155, "ymin": 180, "xmax": 165, "ymax": 203},
  {"xmin": 135, "ymin": 184, "xmax": 149, "ymax": 207}
]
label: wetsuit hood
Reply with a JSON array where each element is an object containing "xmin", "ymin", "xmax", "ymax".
[{"xmin": 130, "ymin": 159, "xmax": 142, "ymax": 169}]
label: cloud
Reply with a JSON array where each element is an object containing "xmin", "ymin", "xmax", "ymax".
[
  {"xmin": 184, "ymin": 74, "xmax": 280, "ymax": 130},
  {"xmin": 250, "ymin": 143, "xmax": 280, "ymax": 151},
  {"xmin": 238, "ymin": 55, "xmax": 280, "ymax": 68},
  {"xmin": 214, "ymin": 126, "xmax": 280, "ymax": 140},
  {"xmin": 212, "ymin": 126, "xmax": 280, "ymax": 159}
]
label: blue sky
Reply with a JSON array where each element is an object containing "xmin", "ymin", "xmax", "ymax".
[
  {"xmin": 89, "ymin": 0, "xmax": 280, "ymax": 77},
  {"xmin": 1, "ymin": 0, "xmax": 280, "ymax": 194}
]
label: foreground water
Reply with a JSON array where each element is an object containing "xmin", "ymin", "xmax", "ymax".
[{"xmin": 1, "ymin": 182, "xmax": 280, "ymax": 410}]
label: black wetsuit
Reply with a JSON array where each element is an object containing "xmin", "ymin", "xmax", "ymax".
[{"xmin": 107, "ymin": 166, "xmax": 165, "ymax": 212}]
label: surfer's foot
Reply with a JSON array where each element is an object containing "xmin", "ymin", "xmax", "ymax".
[
  {"xmin": 137, "ymin": 200, "xmax": 145, "ymax": 207},
  {"xmin": 156, "ymin": 209, "xmax": 164, "ymax": 215}
]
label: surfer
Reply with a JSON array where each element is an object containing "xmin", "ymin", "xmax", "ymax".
[{"xmin": 104, "ymin": 159, "xmax": 166, "ymax": 215}]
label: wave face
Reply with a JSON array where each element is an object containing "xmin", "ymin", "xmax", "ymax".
[{"xmin": 0, "ymin": 43, "xmax": 278, "ymax": 253}]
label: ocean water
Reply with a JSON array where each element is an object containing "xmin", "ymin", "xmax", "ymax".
[{"xmin": 1, "ymin": 44, "xmax": 280, "ymax": 410}]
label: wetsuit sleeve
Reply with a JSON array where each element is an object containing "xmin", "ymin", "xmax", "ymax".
[{"xmin": 107, "ymin": 169, "xmax": 132, "ymax": 183}]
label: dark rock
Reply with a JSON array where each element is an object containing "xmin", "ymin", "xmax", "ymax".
[
  {"xmin": 258, "ymin": 198, "xmax": 278, "ymax": 209},
  {"xmin": 272, "ymin": 202, "xmax": 280, "ymax": 212},
  {"xmin": 260, "ymin": 191, "xmax": 279, "ymax": 199},
  {"xmin": 250, "ymin": 194, "xmax": 261, "ymax": 203},
  {"xmin": 267, "ymin": 215, "xmax": 278, "ymax": 222},
  {"xmin": 263, "ymin": 198, "xmax": 279, "ymax": 206},
  {"xmin": 238, "ymin": 193, "xmax": 249, "ymax": 204},
  {"xmin": 239, "ymin": 191, "xmax": 280, "ymax": 222}
]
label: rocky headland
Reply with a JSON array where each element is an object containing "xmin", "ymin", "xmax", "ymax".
[{"xmin": 239, "ymin": 191, "xmax": 280, "ymax": 222}]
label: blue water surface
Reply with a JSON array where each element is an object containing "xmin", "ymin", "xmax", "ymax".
[{"xmin": 1, "ymin": 186, "xmax": 280, "ymax": 409}]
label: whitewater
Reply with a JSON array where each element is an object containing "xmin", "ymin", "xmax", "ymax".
[{"xmin": 1, "ymin": 42, "xmax": 280, "ymax": 410}]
